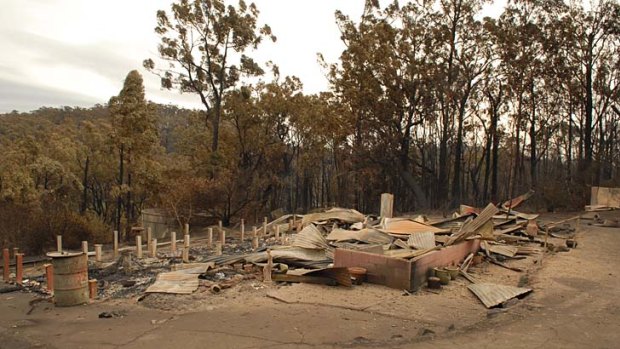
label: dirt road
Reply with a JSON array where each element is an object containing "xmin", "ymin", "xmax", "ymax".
[{"xmin": 1, "ymin": 221, "xmax": 619, "ymax": 348}]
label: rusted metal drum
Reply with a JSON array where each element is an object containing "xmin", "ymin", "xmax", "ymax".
[{"xmin": 46, "ymin": 252, "xmax": 89, "ymax": 306}]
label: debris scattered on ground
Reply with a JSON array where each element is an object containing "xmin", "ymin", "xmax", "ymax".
[{"xmin": 7, "ymin": 189, "xmax": 588, "ymax": 313}]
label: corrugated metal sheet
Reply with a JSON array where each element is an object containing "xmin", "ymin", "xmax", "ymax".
[
  {"xmin": 244, "ymin": 247, "xmax": 328, "ymax": 264},
  {"xmin": 379, "ymin": 218, "xmax": 449, "ymax": 235},
  {"xmin": 146, "ymin": 272, "xmax": 199, "ymax": 294},
  {"xmin": 467, "ymin": 282, "xmax": 532, "ymax": 308},
  {"xmin": 430, "ymin": 213, "xmax": 475, "ymax": 231},
  {"xmin": 445, "ymin": 204, "xmax": 499, "ymax": 246},
  {"xmin": 301, "ymin": 208, "xmax": 365, "ymax": 226},
  {"xmin": 292, "ymin": 224, "xmax": 329, "ymax": 250},
  {"xmin": 481, "ymin": 244, "xmax": 518, "ymax": 257},
  {"xmin": 407, "ymin": 232, "xmax": 436, "ymax": 249},
  {"xmin": 502, "ymin": 190, "xmax": 535, "ymax": 209},
  {"xmin": 393, "ymin": 238, "xmax": 410, "ymax": 249},
  {"xmin": 326, "ymin": 228, "xmax": 393, "ymax": 244},
  {"xmin": 170, "ymin": 262, "xmax": 215, "ymax": 273},
  {"xmin": 462, "ymin": 204, "xmax": 499, "ymax": 234}
]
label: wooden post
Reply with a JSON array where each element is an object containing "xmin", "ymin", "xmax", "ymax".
[
  {"xmin": 3, "ymin": 248, "xmax": 9, "ymax": 281},
  {"xmin": 292, "ymin": 215, "xmax": 296, "ymax": 232},
  {"xmin": 15, "ymin": 253, "xmax": 23, "ymax": 285},
  {"xmin": 263, "ymin": 217, "xmax": 268, "ymax": 236},
  {"xmin": 208, "ymin": 228, "xmax": 213, "ymax": 248},
  {"xmin": 146, "ymin": 227, "xmax": 152, "ymax": 257},
  {"xmin": 94, "ymin": 244, "xmax": 102, "ymax": 262},
  {"xmin": 220, "ymin": 230, "xmax": 226, "ymax": 247},
  {"xmin": 215, "ymin": 242, "xmax": 222, "ymax": 256},
  {"xmin": 44, "ymin": 264, "xmax": 54, "ymax": 293},
  {"xmin": 136, "ymin": 235, "xmax": 143, "ymax": 258},
  {"xmin": 151, "ymin": 239, "xmax": 157, "ymax": 257},
  {"xmin": 288, "ymin": 219, "xmax": 293, "ymax": 233},
  {"xmin": 380, "ymin": 193, "xmax": 394, "ymax": 221},
  {"xmin": 184, "ymin": 223, "xmax": 190, "ymax": 236},
  {"xmin": 88, "ymin": 279, "xmax": 97, "ymax": 300},
  {"xmin": 170, "ymin": 232, "xmax": 177, "ymax": 253},
  {"xmin": 182, "ymin": 247, "xmax": 189, "ymax": 263},
  {"xmin": 56, "ymin": 235, "xmax": 62, "ymax": 252},
  {"xmin": 184, "ymin": 234, "xmax": 190, "ymax": 249},
  {"xmin": 263, "ymin": 249, "xmax": 273, "ymax": 283},
  {"xmin": 240, "ymin": 219, "xmax": 245, "ymax": 242},
  {"xmin": 113, "ymin": 230, "xmax": 119, "ymax": 258},
  {"xmin": 252, "ymin": 226, "xmax": 259, "ymax": 251},
  {"xmin": 82, "ymin": 241, "xmax": 88, "ymax": 255},
  {"xmin": 275, "ymin": 225, "xmax": 280, "ymax": 241}
]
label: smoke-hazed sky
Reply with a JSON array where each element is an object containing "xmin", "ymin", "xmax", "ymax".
[{"xmin": 0, "ymin": 0, "xmax": 504, "ymax": 113}]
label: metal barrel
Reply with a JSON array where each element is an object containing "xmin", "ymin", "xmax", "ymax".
[{"xmin": 47, "ymin": 252, "xmax": 89, "ymax": 307}]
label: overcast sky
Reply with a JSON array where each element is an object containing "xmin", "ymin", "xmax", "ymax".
[{"xmin": 0, "ymin": 0, "xmax": 505, "ymax": 113}]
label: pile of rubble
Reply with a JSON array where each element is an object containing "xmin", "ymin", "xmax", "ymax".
[
  {"xmin": 128, "ymin": 190, "xmax": 578, "ymax": 309},
  {"xmin": 4, "ymin": 190, "xmax": 581, "ymax": 311}
]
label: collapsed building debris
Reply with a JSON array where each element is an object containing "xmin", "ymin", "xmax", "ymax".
[{"xmin": 2, "ymin": 189, "xmax": 585, "ymax": 312}]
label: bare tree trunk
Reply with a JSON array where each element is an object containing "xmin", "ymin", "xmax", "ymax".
[{"xmin": 116, "ymin": 144, "xmax": 124, "ymax": 233}]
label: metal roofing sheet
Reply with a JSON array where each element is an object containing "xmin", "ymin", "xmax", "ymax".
[
  {"xmin": 292, "ymin": 224, "xmax": 329, "ymax": 250},
  {"xmin": 326, "ymin": 228, "xmax": 393, "ymax": 244},
  {"xmin": 481, "ymin": 244, "xmax": 518, "ymax": 257},
  {"xmin": 301, "ymin": 208, "xmax": 365, "ymax": 226},
  {"xmin": 467, "ymin": 282, "xmax": 532, "ymax": 308},
  {"xmin": 146, "ymin": 271, "xmax": 199, "ymax": 294},
  {"xmin": 379, "ymin": 218, "xmax": 449, "ymax": 235},
  {"xmin": 407, "ymin": 232, "xmax": 436, "ymax": 249}
]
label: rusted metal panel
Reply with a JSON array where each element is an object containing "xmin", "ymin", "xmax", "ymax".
[
  {"xmin": 502, "ymin": 189, "xmax": 535, "ymax": 209},
  {"xmin": 467, "ymin": 282, "xmax": 532, "ymax": 308}
]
